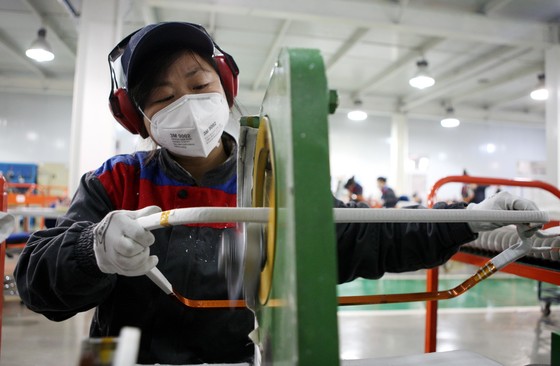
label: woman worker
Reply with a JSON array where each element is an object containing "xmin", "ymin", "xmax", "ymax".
[{"xmin": 14, "ymin": 22, "xmax": 539, "ymax": 364}]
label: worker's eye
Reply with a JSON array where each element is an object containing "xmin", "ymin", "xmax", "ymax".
[
  {"xmin": 192, "ymin": 83, "xmax": 209, "ymax": 91},
  {"xmin": 153, "ymin": 95, "xmax": 173, "ymax": 104}
]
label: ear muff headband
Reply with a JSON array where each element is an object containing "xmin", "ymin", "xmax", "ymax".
[{"xmin": 107, "ymin": 23, "xmax": 239, "ymax": 138}]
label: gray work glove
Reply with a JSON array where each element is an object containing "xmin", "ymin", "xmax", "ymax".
[
  {"xmin": 466, "ymin": 191, "xmax": 541, "ymax": 234},
  {"xmin": 0, "ymin": 212, "xmax": 15, "ymax": 242},
  {"xmin": 93, "ymin": 206, "xmax": 161, "ymax": 276}
]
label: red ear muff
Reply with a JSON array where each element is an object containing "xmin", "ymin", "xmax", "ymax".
[
  {"xmin": 109, "ymin": 88, "xmax": 149, "ymax": 138},
  {"xmin": 215, "ymin": 54, "xmax": 239, "ymax": 107}
]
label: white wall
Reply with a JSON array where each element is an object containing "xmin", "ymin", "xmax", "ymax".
[
  {"xmin": 329, "ymin": 113, "xmax": 392, "ymax": 200},
  {"xmin": 0, "ymin": 91, "xmax": 140, "ymax": 182},
  {"xmin": 328, "ymin": 113, "xmax": 547, "ymax": 204},
  {"xmin": 0, "ymin": 92, "xmax": 72, "ymax": 164},
  {"xmin": 0, "ymin": 90, "xmax": 548, "ymax": 207}
]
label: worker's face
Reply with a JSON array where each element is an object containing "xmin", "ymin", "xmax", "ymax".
[{"xmin": 142, "ymin": 52, "xmax": 226, "ymax": 124}]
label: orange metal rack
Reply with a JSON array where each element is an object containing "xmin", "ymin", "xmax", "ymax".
[
  {"xmin": 424, "ymin": 175, "xmax": 560, "ymax": 353},
  {"xmin": 6, "ymin": 182, "xmax": 66, "ymax": 207}
]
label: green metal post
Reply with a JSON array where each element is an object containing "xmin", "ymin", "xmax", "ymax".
[{"xmin": 255, "ymin": 48, "xmax": 339, "ymax": 365}]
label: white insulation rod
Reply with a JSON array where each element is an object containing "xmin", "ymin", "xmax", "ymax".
[{"xmin": 136, "ymin": 207, "xmax": 549, "ymax": 230}]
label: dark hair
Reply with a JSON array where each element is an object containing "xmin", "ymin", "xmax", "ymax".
[
  {"xmin": 128, "ymin": 47, "xmax": 217, "ymax": 110},
  {"xmin": 344, "ymin": 176, "xmax": 355, "ymax": 189},
  {"xmin": 377, "ymin": 176, "xmax": 387, "ymax": 183}
]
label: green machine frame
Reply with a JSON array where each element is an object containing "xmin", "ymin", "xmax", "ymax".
[{"xmin": 252, "ymin": 48, "xmax": 340, "ymax": 365}]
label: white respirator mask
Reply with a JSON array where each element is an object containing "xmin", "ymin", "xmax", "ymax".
[{"xmin": 144, "ymin": 92, "xmax": 230, "ymax": 158}]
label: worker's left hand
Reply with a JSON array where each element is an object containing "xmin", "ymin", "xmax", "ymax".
[{"xmin": 466, "ymin": 191, "xmax": 541, "ymax": 233}]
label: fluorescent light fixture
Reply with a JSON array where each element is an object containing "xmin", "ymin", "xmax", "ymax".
[
  {"xmin": 409, "ymin": 60, "xmax": 435, "ymax": 90},
  {"xmin": 485, "ymin": 143, "xmax": 496, "ymax": 153},
  {"xmin": 440, "ymin": 107, "xmax": 460, "ymax": 128},
  {"xmin": 530, "ymin": 74, "xmax": 548, "ymax": 101},
  {"xmin": 347, "ymin": 99, "xmax": 367, "ymax": 121},
  {"xmin": 347, "ymin": 110, "xmax": 367, "ymax": 121},
  {"xmin": 26, "ymin": 28, "xmax": 54, "ymax": 62},
  {"xmin": 440, "ymin": 117, "xmax": 460, "ymax": 128},
  {"xmin": 531, "ymin": 88, "xmax": 548, "ymax": 101}
]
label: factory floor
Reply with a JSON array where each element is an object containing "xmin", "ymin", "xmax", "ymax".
[{"xmin": 2, "ymin": 256, "xmax": 559, "ymax": 366}]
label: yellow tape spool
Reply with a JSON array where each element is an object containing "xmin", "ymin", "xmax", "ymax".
[{"xmin": 252, "ymin": 117, "xmax": 276, "ymax": 305}]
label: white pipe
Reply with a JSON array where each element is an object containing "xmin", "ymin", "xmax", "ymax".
[
  {"xmin": 136, "ymin": 207, "xmax": 549, "ymax": 230},
  {"xmin": 332, "ymin": 208, "xmax": 548, "ymax": 224},
  {"xmin": 138, "ymin": 207, "xmax": 550, "ymax": 296},
  {"xmin": 536, "ymin": 226, "xmax": 560, "ymax": 238}
]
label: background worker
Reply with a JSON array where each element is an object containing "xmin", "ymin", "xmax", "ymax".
[
  {"xmin": 377, "ymin": 176, "xmax": 398, "ymax": 208},
  {"xmin": 344, "ymin": 176, "xmax": 367, "ymax": 204}
]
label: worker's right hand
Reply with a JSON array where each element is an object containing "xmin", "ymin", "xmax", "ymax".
[
  {"xmin": 93, "ymin": 206, "xmax": 161, "ymax": 277},
  {"xmin": 466, "ymin": 191, "xmax": 540, "ymax": 233}
]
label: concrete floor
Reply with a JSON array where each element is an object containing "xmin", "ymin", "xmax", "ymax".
[
  {"xmin": 339, "ymin": 307, "xmax": 557, "ymax": 365},
  {"xmin": 2, "ymin": 255, "xmax": 559, "ymax": 365},
  {"xmin": 1, "ymin": 298, "xmax": 558, "ymax": 366}
]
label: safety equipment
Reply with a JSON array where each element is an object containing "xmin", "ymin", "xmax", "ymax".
[
  {"xmin": 145, "ymin": 93, "xmax": 229, "ymax": 157},
  {"xmin": 93, "ymin": 206, "xmax": 161, "ymax": 277},
  {"xmin": 466, "ymin": 191, "xmax": 540, "ymax": 233},
  {"xmin": 108, "ymin": 22, "xmax": 239, "ymax": 138}
]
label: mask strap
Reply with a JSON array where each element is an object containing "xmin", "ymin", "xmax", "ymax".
[{"xmin": 138, "ymin": 108, "xmax": 153, "ymax": 126}]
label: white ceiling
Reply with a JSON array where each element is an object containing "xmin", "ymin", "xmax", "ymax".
[{"xmin": 1, "ymin": 0, "xmax": 559, "ymax": 126}]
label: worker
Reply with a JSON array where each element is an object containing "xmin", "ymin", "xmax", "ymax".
[
  {"xmin": 377, "ymin": 176, "xmax": 398, "ymax": 208},
  {"xmin": 344, "ymin": 176, "xmax": 366, "ymax": 203},
  {"xmin": 14, "ymin": 22, "xmax": 540, "ymax": 365}
]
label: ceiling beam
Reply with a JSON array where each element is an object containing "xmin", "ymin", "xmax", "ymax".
[
  {"xmin": 251, "ymin": 19, "xmax": 291, "ymax": 90},
  {"xmin": 405, "ymin": 106, "xmax": 543, "ymax": 127},
  {"xmin": 147, "ymin": 0, "xmax": 557, "ymax": 48},
  {"xmin": 325, "ymin": 27, "xmax": 369, "ymax": 70},
  {"xmin": 486, "ymin": 90, "xmax": 533, "ymax": 110},
  {"xmin": 478, "ymin": 0, "xmax": 513, "ymax": 15},
  {"xmin": 401, "ymin": 46, "xmax": 532, "ymax": 111},
  {"xmin": 56, "ymin": 0, "xmax": 80, "ymax": 23},
  {"xmin": 353, "ymin": 37, "xmax": 444, "ymax": 95},
  {"xmin": 451, "ymin": 62, "xmax": 543, "ymax": 104},
  {"xmin": 339, "ymin": 94, "xmax": 544, "ymax": 127},
  {"xmin": 237, "ymin": 87, "xmax": 544, "ymax": 127}
]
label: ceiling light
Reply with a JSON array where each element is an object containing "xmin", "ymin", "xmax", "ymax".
[
  {"xmin": 440, "ymin": 107, "xmax": 460, "ymax": 128},
  {"xmin": 409, "ymin": 59, "xmax": 435, "ymax": 90},
  {"xmin": 485, "ymin": 143, "xmax": 496, "ymax": 153},
  {"xmin": 347, "ymin": 100, "xmax": 367, "ymax": 121},
  {"xmin": 530, "ymin": 73, "xmax": 548, "ymax": 101},
  {"xmin": 26, "ymin": 28, "xmax": 55, "ymax": 62}
]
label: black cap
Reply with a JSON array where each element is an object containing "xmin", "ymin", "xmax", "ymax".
[{"xmin": 120, "ymin": 22, "xmax": 215, "ymax": 89}]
